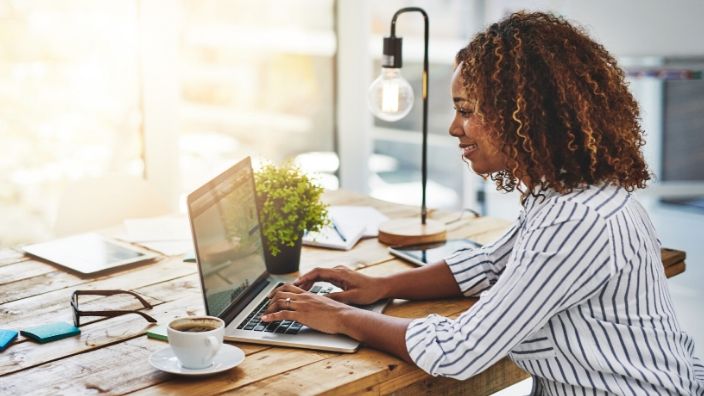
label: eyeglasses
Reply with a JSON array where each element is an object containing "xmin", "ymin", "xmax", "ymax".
[{"xmin": 70, "ymin": 290, "xmax": 157, "ymax": 327}]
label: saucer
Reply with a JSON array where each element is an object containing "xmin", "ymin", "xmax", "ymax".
[{"xmin": 149, "ymin": 344, "xmax": 245, "ymax": 376}]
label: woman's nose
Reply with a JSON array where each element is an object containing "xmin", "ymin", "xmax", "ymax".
[{"xmin": 449, "ymin": 118, "xmax": 464, "ymax": 137}]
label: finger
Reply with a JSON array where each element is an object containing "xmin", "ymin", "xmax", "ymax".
[
  {"xmin": 269, "ymin": 290, "xmax": 298, "ymax": 302},
  {"xmin": 261, "ymin": 310, "xmax": 296, "ymax": 323},
  {"xmin": 298, "ymin": 278, "xmax": 323, "ymax": 292},
  {"xmin": 292, "ymin": 278, "xmax": 315, "ymax": 292},
  {"xmin": 267, "ymin": 283, "xmax": 287, "ymax": 298},
  {"xmin": 296, "ymin": 268, "xmax": 348, "ymax": 289},
  {"xmin": 326, "ymin": 290, "xmax": 355, "ymax": 304},
  {"xmin": 293, "ymin": 267, "xmax": 321, "ymax": 285},
  {"xmin": 264, "ymin": 299, "xmax": 284, "ymax": 314},
  {"xmin": 277, "ymin": 283, "xmax": 306, "ymax": 294},
  {"xmin": 265, "ymin": 292, "xmax": 298, "ymax": 313},
  {"xmin": 268, "ymin": 283, "xmax": 304, "ymax": 298},
  {"xmin": 297, "ymin": 281, "xmax": 315, "ymax": 292},
  {"xmin": 298, "ymin": 267, "xmax": 347, "ymax": 283}
]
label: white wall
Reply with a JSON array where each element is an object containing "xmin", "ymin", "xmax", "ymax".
[
  {"xmin": 485, "ymin": 0, "xmax": 704, "ymax": 57},
  {"xmin": 557, "ymin": 0, "xmax": 704, "ymax": 57}
]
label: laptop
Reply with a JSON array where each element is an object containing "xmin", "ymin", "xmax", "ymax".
[{"xmin": 187, "ymin": 157, "xmax": 387, "ymax": 353}]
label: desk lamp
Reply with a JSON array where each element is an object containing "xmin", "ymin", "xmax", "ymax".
[{"xmin": 367, "ymin": 7, "xmax": 446, "ymax": 246}]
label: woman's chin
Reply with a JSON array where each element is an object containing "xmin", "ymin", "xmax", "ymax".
[
  {"xmin": 468, "ymin": 161, "xmax": 488, "ymax": 175},
  {"xmin": 463, "ymin": 154, "xmax": 501, "ymax": 175}
]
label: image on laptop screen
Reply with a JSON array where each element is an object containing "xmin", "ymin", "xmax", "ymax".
[{"xmin": 188, "ymin": 160, "xmax": 267, "ymax": 317}]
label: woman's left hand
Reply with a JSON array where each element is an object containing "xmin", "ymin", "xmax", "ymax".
[{"xmin": 262, "ymin": 283, "xmax": 354, "ymax": 334}]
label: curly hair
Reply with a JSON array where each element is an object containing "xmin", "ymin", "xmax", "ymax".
[{"xmin": 455, "ymin": 11, "xmax": 650, "ymax": 197}]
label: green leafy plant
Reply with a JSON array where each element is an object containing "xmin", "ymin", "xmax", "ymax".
[{"xmin": 254, "ymin": 162, "xmax": 328, "ymax": 256}]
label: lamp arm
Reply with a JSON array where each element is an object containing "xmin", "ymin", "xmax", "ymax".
[{"xmin": 389, "ymin": 8, "xmax": 429, "ymax": 225}]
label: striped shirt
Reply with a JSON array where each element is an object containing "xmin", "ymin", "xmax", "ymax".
[{"xmin": 405, "ymin": 184, "xmax": 704, "ymax": 395}]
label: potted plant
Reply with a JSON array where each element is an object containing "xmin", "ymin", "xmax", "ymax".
[{"xmin": 254, "ymin": 161, "xmax": 328, "ymax": 274}]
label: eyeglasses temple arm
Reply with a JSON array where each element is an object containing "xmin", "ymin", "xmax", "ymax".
[
  {"xmin": 75, "ymin": 309, "xmax": 157, "ymax": 323},
  {"xmin": 71, "ymin": 290, "xmax": 153, "ymax": 309}
]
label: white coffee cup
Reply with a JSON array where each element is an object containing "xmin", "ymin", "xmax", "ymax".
[{"xmin": 167, "ymin": 316, "xmax": 224, "ymax": 369}]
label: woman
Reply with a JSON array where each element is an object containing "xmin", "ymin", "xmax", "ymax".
[{"xmin": 263, "ymin": 12, "xmax": 704, "ymax": 395}]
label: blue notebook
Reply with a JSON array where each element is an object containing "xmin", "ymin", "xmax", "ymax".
[
  {"xmin": 21, "ymin": 322, "xmax": 80, "ymax": 343},
  {"xmin": 0, "ymin": 329, "xmax": 18, "ymax": 351}
]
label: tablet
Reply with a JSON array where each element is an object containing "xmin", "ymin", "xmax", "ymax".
[
  {"xmin": 389, "ymin": 239, "xmax": 482, "ymax": 267},
  {"xmin": 23, "ymin": 233, "xmax": 157, "ymax": 275}
]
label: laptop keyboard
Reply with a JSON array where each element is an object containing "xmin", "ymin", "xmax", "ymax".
[{"xmin": 236, "ymin": 283, "xmax": 333, "ymax": 334}]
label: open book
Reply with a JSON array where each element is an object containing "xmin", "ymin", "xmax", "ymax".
[
  {"xmin": 303, "ymin": 221, "xmax": 365, "ymax": 250},
  {"xmin": 302, "ymin": 206, "xmax": 389, "ymax": 250}
]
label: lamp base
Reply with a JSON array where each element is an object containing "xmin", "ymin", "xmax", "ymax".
[{"xmin": 378, "ymin": 218, "xmax": 446, "ymax": 246}]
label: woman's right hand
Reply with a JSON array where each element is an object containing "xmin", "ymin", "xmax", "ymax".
[{"xmin": 293, "ymin": 266, "xmax": 388, "ymax": 306}]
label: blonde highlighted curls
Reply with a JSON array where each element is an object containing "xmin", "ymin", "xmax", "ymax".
[{"xmin": 456, "ymin": 11, "xmax": 650, "ymax": 198}]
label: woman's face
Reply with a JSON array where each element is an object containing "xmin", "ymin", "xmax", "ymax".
[{"xmin": 449, "ymin": 64, "xmax": 507, "ymax": 175}]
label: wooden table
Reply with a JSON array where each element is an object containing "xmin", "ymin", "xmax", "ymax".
[{"xmin": 0, "ymin": 190, "xmax": 686, "ymax": 395}]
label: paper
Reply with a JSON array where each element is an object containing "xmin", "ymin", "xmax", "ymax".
[
  {"xmin": 303, "ymin": 221, "xmax": 366, "ymax": 251},
  {"xmin": 302, "ymin": 206, "xmax": 388, "ymax": 250},
  {"xmin": 327, "ymin": 206, "xmax": 388, "ymax": 238}
]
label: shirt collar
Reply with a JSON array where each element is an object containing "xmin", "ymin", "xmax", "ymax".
[{"xmin": 521, "ymin": 185, "xmax": 558, "ymax": 213}]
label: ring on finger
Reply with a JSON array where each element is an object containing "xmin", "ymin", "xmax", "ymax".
[{"xmin": 285, "ymin": 297, "xmax": 292, "ymax": 309}]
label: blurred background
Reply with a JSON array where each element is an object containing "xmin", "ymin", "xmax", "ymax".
[{"xmin": 1, "ymin": 0, "xmax": 703, "ymax": 358}]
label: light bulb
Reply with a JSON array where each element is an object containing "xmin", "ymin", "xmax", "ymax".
[{"xmin": 367, "ymin": 68, "xmax": 414, "ymax": 122}]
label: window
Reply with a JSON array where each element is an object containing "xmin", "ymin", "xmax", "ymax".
[
  {"xmin": 177, "ymin": 0, "xmax": 336, "ymax": 194},
  {"xmin": 0, "ymin": 0, "xmax": 336, "ymax": 247},
  {"xmin": 0, "ymin": 1, "xmax": 142, "ymax": 246}
]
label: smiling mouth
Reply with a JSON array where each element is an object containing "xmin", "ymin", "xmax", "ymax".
[{"xmin": 460, "ymin": 143, "xmax": 478, "ymax": 156}]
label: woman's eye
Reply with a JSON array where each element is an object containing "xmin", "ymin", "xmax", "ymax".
[{"xmin": 453, "ymin": 107, "xmax": 472, "ymax": 117}]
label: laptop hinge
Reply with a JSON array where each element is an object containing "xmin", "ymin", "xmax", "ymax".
[{"xmin": 220, "ymin": 279, "xmax": 270, "ymax": 325}]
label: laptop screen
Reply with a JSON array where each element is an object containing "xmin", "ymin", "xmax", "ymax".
[{"xmin": 188, "ymin": 158, "xmax": 267, "ymax": 317}]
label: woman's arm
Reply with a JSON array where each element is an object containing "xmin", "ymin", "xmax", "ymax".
[
  {"xmin": 385, "ymin": 220, "xmax": 523, "ymax": 300},
  {"xmin": 292, "ymin": 261, "xmax": 462, "ymax": 304},
  {"xmin": 342, "ymin": 309, "xmax": 413, "ymax": 362},
  {"xmin": 295, "ymin": 221, "xmax": 521, "ymax": 304},
  {"xmin": 262, "ymin": 283, "xmax": 414, "ymax": 362},
  {"xmin": 381, "ymin": 261, "xmax": 462, "ymax": 300}
]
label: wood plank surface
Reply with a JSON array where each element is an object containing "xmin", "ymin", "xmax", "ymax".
[
  {"xmin": 661, "ymin": 247, "xmax": 686, "ymax": 267},
  {"xmin": 127, "ymin": 249, "xmax": 536, "ymax": 395},
  {"xmin": 0, "ymin": 260, "xmax": 56, "ymax": 286},
  {"xmin": 0, "ymin": 189, "xmax": 688, "ymax": 396},
  {"xmin": 0, "ymin": 257, "xmax": 188, "ymax": 305},
  {"xmin": 665, "ymin": 261, "xmax": 686, "ymax": 278}
]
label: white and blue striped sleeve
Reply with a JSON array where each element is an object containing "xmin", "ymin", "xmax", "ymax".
[
  {"xmin": 444, "ymin": 220, "xmax": 521, "ymax": 297},
  {"xmin": 406, "ymin": 202, "xmax": 614, "ymax": 380}
]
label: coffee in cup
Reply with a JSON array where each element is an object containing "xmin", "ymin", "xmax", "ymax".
[{"xmin": 167, "ymin": 316, "xmax": 224, "ymax": 369}]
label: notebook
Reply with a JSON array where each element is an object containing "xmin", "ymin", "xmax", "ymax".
[
  {"xmin": 302, "ymin": 220, "xmax": 365, "ymax": 250},
  {"xmin": 302, "ymin": 206, "xmax": 388, "ymax": 250},
  {"xmin": 328, "ymin": 206, "xmax": 389, "ymax": 238}
]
